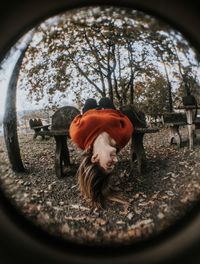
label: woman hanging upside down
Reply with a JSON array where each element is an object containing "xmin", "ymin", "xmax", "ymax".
[{"xmin": 69, "ymin": 97, "xmax": 134, "ymax": 208}]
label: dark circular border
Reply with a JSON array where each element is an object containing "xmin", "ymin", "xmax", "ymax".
[{"xmin": 0, "ymin": 1, "xmax": 200, "ymax": 263}]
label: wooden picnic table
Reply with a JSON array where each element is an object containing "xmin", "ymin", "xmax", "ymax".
[
  {"xmin": 29, "ymin": 118, "xmax": 51, "ymax": 139},
  {"xmin": 34, "ymin": 106, "xmax": 160, "ymax": 178},
  {"xmin": 49, "ymin": 126, "xmax": 159, "ymax": 178}
]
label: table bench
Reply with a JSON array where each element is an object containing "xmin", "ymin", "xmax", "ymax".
[
  {"xmin": 29, "ymin": 118, "xmax": 50, "ymax": 139},
  {"xmin": 162, "ymin": 112, "xmax": 187, "ymax": 148},
  {"xmin": 36, "ymin": 105, "xmax": 159, "ymax": 178},
  {"xmin": 51, "ymin": 126, "xmax": 159, "ymax": 178}
]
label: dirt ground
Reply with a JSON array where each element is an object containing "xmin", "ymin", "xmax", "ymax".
[{"xmin": 0, "ymin": 127, "xmax": 200, "ymax": 245}]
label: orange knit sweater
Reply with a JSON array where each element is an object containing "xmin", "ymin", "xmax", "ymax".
[{"xmin": 69, "ymin": 109, "xmax": 134, "ymax": 150}]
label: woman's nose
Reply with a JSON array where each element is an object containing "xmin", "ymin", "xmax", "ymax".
[
  {"xmin": 110, "ymin": 148, "xmax": 117, "ymax": 162},
  {"xmin": 112, "ymin": 155, "xmax": 118, "ymax": 163}
]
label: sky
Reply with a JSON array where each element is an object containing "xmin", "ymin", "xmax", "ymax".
[
  {"xmin": 0, "ymin": 52, "xmax": 18, "ymax": 117},
  {"xmin": 0, "ymin": 52, "xmax": 35, "ymax": 118},
  {"xmin": 0, "ymin": 31, "xmax": 35, "ymax": 118}
]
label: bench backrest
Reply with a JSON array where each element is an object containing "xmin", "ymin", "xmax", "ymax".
[
  {"xmin": 29, "ymin": 118, "xmax": 43, "ymax": 128},
  {"xmin": 51, "ymin": 106, "xmax": 80, "ymax": 130},
  {"xmin": 120, "ymin": 104, "xmax": 147, "ymax": 128},
  {"xmin": 163, "ymin": 112, "xmax": 187, "ymax": 124}
]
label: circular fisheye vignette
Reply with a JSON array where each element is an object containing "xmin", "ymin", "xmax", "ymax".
[{"xmin": 0, "ymin": 1, "xmax": 199, "ymax": 262}]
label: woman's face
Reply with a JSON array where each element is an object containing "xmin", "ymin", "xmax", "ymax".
[
  {"xmin": 98, "ymin": 145, "xmax": 118, "ymax": 173},
  {"xmin": 91, "ymin": 133, "xmax": 118, "ymax": 173}
]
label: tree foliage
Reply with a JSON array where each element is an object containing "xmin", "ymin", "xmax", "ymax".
[{"xmin": 18, "ymin": 6, "xmax": 200, "ymax": 114}]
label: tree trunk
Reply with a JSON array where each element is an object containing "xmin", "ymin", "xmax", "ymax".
[
  {"xmin": 162, "ymin": 56, "xmax": 173, "ymax": 112},
  {"xmin": 3, "ymin": 48, "xmax": 28, "ymax": 172}
]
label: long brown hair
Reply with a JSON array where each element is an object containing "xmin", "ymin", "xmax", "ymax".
[
  {"xmin": 76, "ymin": 150, "xmax": 110, "ymax": 208},
  {"xmin": 77, "ymin": 150, "xmax": 127, "ymax": 208}
]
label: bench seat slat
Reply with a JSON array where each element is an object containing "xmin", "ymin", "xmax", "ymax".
[
  {"xmin": 135, "ymin": 127, "xmax": 159, "ymax": 133},
  {"xmin": 164, "ymin": 122, "xmax": 186, "ymax": 126},
  {"xmin": 38, "ymin": 130, "xmax": 68, "ymax": 136},
  {"xmin": 32, "ymin": 125, "xmax": 50, "ymax": 129}
]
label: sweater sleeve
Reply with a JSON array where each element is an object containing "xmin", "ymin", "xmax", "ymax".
[{"xmin": 69, "ymin": 113, "xmax": 101, "ymax": 149}]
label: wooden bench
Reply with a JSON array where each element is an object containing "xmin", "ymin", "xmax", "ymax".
[
  {"xmin": 29, "ymin": 118, "xmax": 50, "ymax": 139},
  {"xmin": 162, "ymin": 112, "xmax": 187, "ymax": 147},
  {"xmin": 38, "ymin": 105, "xmax": 159, "ymax": 178}
]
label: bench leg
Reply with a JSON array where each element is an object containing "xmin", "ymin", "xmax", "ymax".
[
  {"xmin": 33, "ymin": 129, "xmax": 43, "ymax": 140},
  {"xmin": 169, "ymin": 126, "xmax": 181, "ymax": 147},
  {"xmin": 131, "ymin": 133, "xmax": 146, "ymax": 174},
  {"xmin": 54, "ymin": 135, "xmax": 70, "ymax": 178},
  {"xmin": 193, "ymin": 124, "xmax": 199, "ymax": 140},
  {"xmin": 185, "ymin": 109, "xmax": 194, "ymax": 149},
  {"xmin": 61, "ymin": 136, "xmax": 70, "ymax": 167},
  {"xmin": 34, "ymin": 133, "xmax": 45, "ymax": 140}
]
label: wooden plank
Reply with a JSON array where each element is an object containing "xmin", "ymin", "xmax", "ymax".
[
  {"xmin": 135, "ymin": 127, "xmax": 159, "ymax": 133},
  {"xmin": 33, "ymin": 129, "xmax": 68, "ymax": 137},
  {"xmin": 164, "ymin": 122, "xmax": 186, "ymax": 126},
  {"xmin": 32, "ymin": 125, "xmax": 50, "ymax": 129}
]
